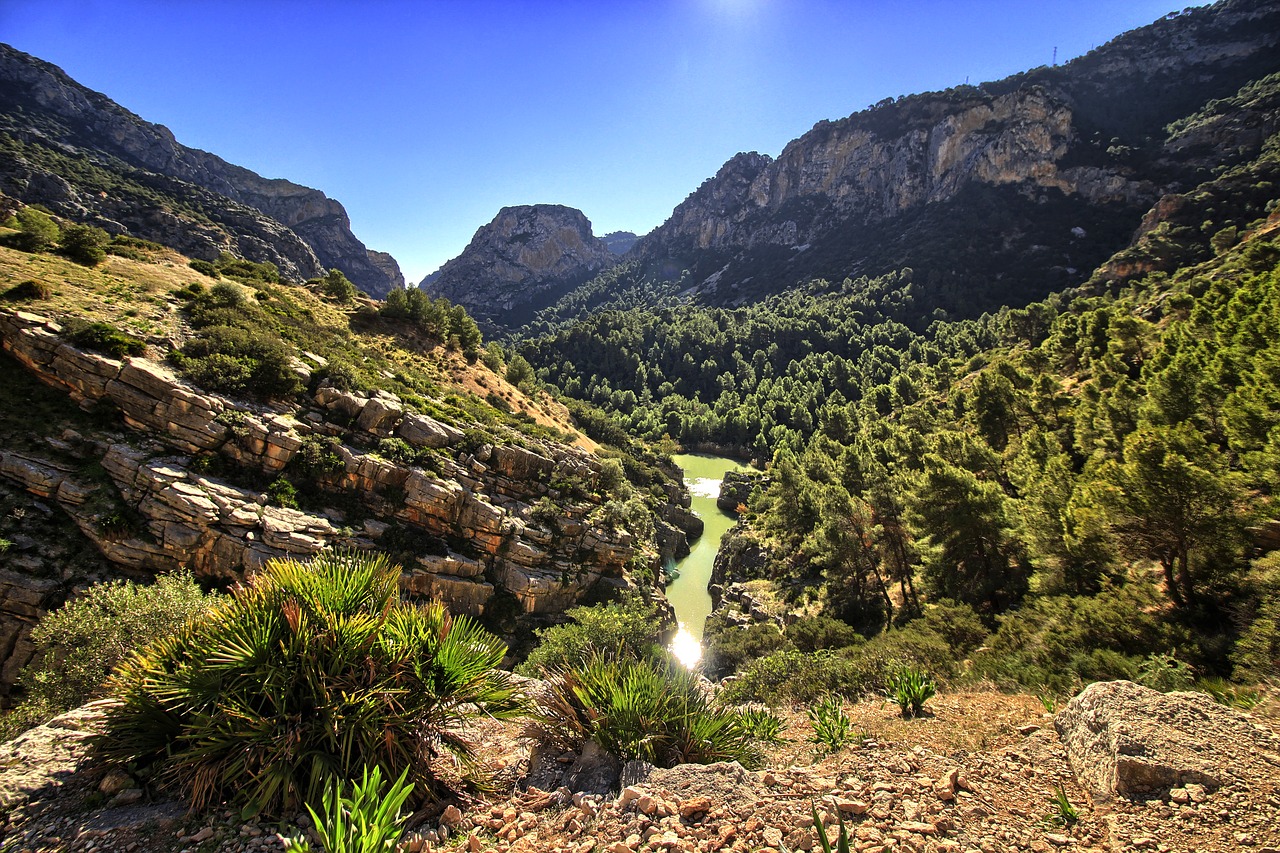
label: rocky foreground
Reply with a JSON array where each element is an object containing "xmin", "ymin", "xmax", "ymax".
[{"xmin": 1, "ymin": 682, "xmax": 1277, "ymax": 853}]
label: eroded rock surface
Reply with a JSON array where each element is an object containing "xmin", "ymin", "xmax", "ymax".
[{"xmin": 1054, "ymin": 679, "xmax": 1280, "ymax": 801}]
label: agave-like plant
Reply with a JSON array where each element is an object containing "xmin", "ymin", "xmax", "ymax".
[
  {"xmin": 532, "ymin": 653, "xmax": 766, "ymax": 769},
  {"xmin": 96, "ymin": 551, "xmax": 524, "ymax": 818}
]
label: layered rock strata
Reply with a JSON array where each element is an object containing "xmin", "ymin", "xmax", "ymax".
[{"xmin": 0, "ymin": 310, "xmax": 644, "ymax": 691}]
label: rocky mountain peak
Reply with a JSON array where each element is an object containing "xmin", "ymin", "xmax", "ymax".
[{"xmin": 420, "ymin": 204, "xmax": 617, "ymax": 330}]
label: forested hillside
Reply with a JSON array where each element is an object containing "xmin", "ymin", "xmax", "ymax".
[{"xmin": 512, "ymin": 71, "xmax": 1280, "ymax": 699}]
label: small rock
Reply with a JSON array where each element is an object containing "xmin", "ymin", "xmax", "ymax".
[
  {"xmin": 191, "ymin": 827, "xmax": 215, "ymax": 843},
  {"xmin": 1018, "ymin": 725, "xmax": 1041, "ymax": 737},
  {"xmin": 835, "ymin": 798, "xmax": 870, "ymax": 815},
  {"xmin": 679, "ymin": 796, "xmax": 714, "ymax": 819},
  {"xmin": 98, "ymin": 770, "xmax": 133, "ymax": 796},
  {"xmin": 441, "ymin": 805, "xmax": 464, "ymax": 829}
]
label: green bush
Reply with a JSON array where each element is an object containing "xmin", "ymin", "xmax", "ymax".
[
  {"xmin": 284, "ymin": 765, "xmax": 414, "ymax": 853},
  {"xmin": 702, "ymin": 618, "xmax": 792, "ymax": 680},
  {"xmin": 518, "ymin": 596, "xmax": 664, "ymax": 675},
  {"xmin": 11, "ymin": 206, "xmax": 59, "ymax": 252},
  {"xmin": 786, "ymin": 615, "xmax": 864, "ymax": 653},
  {"xmin": 96, "ymin": 552, "xmax": 523, "ymax": 817},
  {"xmin": 189, "ymin": 259, "xmax": 218, "ymax": 277},
  {"xmin": 63, "ymin": 319, "xmax": 147, "ymax": 359},
  {"xmin": 294, "ymin": 435, "xmax": 347, "ymax": 477},
  {"xmin": 885, "ymin": 666, "xmax": 937, "ymax": 718},
  {"xmin": 532, "ymin": 653, "xmax": 768, "ymax": 769},
  {"xmin": 721, "ymin": 648, "xmax": 872, "ymax": 706},
  {"xmin": 319, "ymin": 269, "xmax": 358, "ymax": 304},
  {"xmin": 173, "ymin": 324, "xmax": 303, "ymax": 399},
  {"xmin": 5, "ymin": 573, "xmax": 214, "ymax": 736},
  {"xmin": 59, "ymin": 223, "xmax": 110, "ymax": 266},
  {"xmin": 807, "ymin": 693, "xmax": 854, "ymax": 753},
  {"xmin": 2, "ymin": 279, "xmax": 53, "ymax": 301}
]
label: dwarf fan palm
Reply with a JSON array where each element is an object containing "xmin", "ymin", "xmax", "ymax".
[{"xmin": 96, "ymin": 551, "xmax": 523, "ymax": 817}]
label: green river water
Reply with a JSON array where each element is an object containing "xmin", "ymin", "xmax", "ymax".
[{"xmin": 665, "ymin": 453, "xmax": 756, "ymax": 666}]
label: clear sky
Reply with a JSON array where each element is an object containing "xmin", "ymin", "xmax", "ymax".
[{"xmin": 2, "ymin": 0, "xmax": 1194, "ymax": 284}]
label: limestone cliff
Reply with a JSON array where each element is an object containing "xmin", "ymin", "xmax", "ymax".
[
  {"xmin": 0, "ymin": 43, "xmax": 401, "ymax": 297},
  {"xmin": 420, "ymin": 205, "xmax": 617, "ymax": 330},
  {"xmin": 626, "ymin": 0, "xmax": 1280, "ymax": 314}
]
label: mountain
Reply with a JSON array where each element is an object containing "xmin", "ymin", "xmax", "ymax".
[
  {"xmin": 0, "ymin": 43, "xmax": 403, "ymax": 297},
  {"xmin": 419, "ymin": 204, "xmax": 618, "ymax": 330},
  {"xmin": 601, "ymin": 230, "xmax": 639, "ymax": 255},
  {"xmin": 553, "ymin": 0, "xmax": 1280, "ymax": 322}
]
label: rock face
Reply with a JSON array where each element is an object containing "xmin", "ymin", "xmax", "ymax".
[
  {"xmin": 624, "ymin": 0, "xmax": 1280, "ymax": 312},
  {"xmin": 421, "ymin": 205, "xmax": 618, "ymax": 330},
  {"xmin": 1054, "ymin": 680, "xmax": 1280, "ymax": 802},
  {"xmin": 716, "ymin": 471, "xmax": 764, "ymax": 513},
  {"xmin": 0, "ymin": 44, "xmax": 401, "ymax": 297},
  {"xmin": 0, "ymin": 309, "xmax": 649, "ymax": 694}
]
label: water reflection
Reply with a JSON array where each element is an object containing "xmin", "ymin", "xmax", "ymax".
[{"xmin": 664, "ymin": 454, "xmax": 756, "ymax": 669}]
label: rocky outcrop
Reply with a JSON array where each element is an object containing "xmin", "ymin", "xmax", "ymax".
[
  {"xmin": 1054, "ymin": 680, "xmax": 1280, "ymax": 802},
  {"xmin": 716, "ymin": 471, "xmax": 764, "ymax": 513},
  {"xmin": 421, "ymin": 205, "xmax": 617, "ymax": 329},
  {"xmin": 0, "ymin": 309, "xmax": 649, "ymax": 692},
  {"xmin": 0, "ymin": 44, "xmax": 400, "ymax": 297}
]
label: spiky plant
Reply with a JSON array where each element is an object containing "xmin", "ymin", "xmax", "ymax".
[
  {"xmin": 807, "ymin": 693, "xmax": 854, "ymax": 754},
  {"xmin": 532, "ymin": 653, "xmax": 767, "ymax": 769},
  {"xmin": 95, "ymin": 551, "xmax": 524, "ymax": 818},
  {"xmin": 885, "ymin": 666, "xmax": 937, "ymax": 719}
]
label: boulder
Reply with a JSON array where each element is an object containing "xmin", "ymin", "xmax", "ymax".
[{"xmin": 1054, "ymin": 680, "xmax": 1280, "ymax": 801}]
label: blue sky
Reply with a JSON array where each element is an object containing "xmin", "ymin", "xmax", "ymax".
[{"xmin": 2, "ymin": 0, "xmax": 1193, "ymax": 284}]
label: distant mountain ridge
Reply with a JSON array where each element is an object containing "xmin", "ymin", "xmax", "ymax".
[
  {"xmin": 0, "ymin": 43, "xmax": 402, "ymax": 297},
  {"xmin": 429, "ymin": 0, "xmax": 1280, "ymax": 331},
  {"xmin": 620, "ymin": 0, "xmax": 1280, "ymax": 314}
]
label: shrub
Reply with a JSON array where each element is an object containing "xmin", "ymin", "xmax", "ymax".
[
  {"xmin": 63, "ymin": 319, "xmax": 147, "ymax": 359},
  {"xmin": 807, "ymin": 693, "xmax": 854, "ymax": 753},
  {"xmin": 1136, "ymin": 652, "xmax": 1195, "ymax": 692},
  {"xmin": 721, "ymin": 648, "xmax": 872, "ymax": 706},
  {"xmin": 787, "ymin": 615, "xmax": 863, "ymax": 653},
  {"xmin": 189, "ymin": 259, "xmax": 218, "ymax": 277},
  {"xmin": 11, "ymin": 206, "xmax": 59, "ymax": 252},
  {"xmin": 284, "ymin": 766, "xmax": 414, "ymax": 853},
  {"xmin": 701, "ymin": 619, "xmax": 792, "ymax": 680},
  {"xmin": 59, "ymin": 223, "xmax": 110, "ymax": 266},
  {"xmin": 173, "ymin": 324, "xmax": 303, "ymax": 399},
  {"xmin": 294, "ymin": 434, "xmax": 347, "ymax": 477},
  {"xmin": 518, "ymin": 596, "xmax": 664, "ymax": 676},
  {"xmin": 96, "ymin": 552, "xmax": 524, "ymax": 817},
  {"xmin": 2, "ymin": 279, "xmax": 53, "ymax": 301},
  {"xmin": 531, "ymin": 653, "xmax": 768, "ymax": 769},
  {"xmin": 10, "ymin": 573, "xmax": 214, "ymax": 731},
  {"xmin": 266, "ymin": 477, "xmax": 299, "ymax": 508},
  {"xmin": 885, "ymin": 666, "xmax": 936, "ymax": 718},
  {"xmin": 319, "ymin": 269, "xmax": 358, "ymax": 304}
]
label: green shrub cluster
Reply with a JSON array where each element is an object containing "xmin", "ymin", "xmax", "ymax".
[
  {"xmin": 317, "ymin": 268, "xmax": 358, "ymax": 304},
  {"xmin": 531, "ymin": 652, "xmax": 773, "ymax": 769},
  {"xmin": 380, "ymin": 286, "xmax": 482, "ymax": 356},
  {"xmin": 63, "ymin": 318, "xmax": 147, "ymax": 359},
  {"xmin": 59, "ymin": 223, "xmax": 110, "ymax": 266},
  {"xmin": 2, "ymin": 279, "xmax": 53, "ymax": 301},
  {"xmin": 96, "ymin": 552, "xmax": 523, "ymax": 817},
  {"xmin": 517, "ymin": 596, "xmax": 664, "ymax": 676},
  {"xmin": 1, "ymin": 572, "xmax": 215, "ymax": 739}
]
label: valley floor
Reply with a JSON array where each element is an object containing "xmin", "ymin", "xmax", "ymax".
[{"xmin": 1, "ymin": 689, "xmax": 1277, "ymax": 853}]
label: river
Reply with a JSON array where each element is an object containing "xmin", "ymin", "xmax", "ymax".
[{"xmin": 665, "ymin": 453, "xmax": 756, "ymax": 667}]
